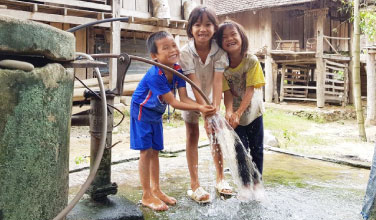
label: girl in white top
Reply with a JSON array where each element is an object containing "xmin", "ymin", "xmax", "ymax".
[{"xmin": 179, "ymin": 5, "xmax": 232, "ymax": 203}]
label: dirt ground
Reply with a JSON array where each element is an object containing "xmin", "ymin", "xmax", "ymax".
[{"xmin": 69, "ymin": 101, "xmax": 376, "ymax": 172}]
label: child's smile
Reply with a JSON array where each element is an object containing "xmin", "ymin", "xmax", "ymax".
[
  {"xmin": 222, "ymin": 27, "xmax": 242, "ymax": 55},
  {"xmin": 152, "ymin": 36, "xmax": 180, "ymax": 67},
  {"xmin": 192, "ymin": 13, "xmax": 215, "ymax": 43}
]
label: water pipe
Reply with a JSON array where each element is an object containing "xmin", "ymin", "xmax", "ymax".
[
  {"xmin": 66, "ymin": 17, "xmax": 129, "ymax": 33},
  {"xmin": 130, "ymin": 55, "xmax": 211, "ymax": 105},
  {"xmin": 89, "ymin": 53, "xmax": 212, "ymax": 105},
  {"xmin": 53, "ymin": 52, "xmax": 108, "ymax": 220}
]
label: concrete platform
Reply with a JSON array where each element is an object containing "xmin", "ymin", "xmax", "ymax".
[{"xmin": 67, "ymin": 196, "xmax": 143, "ymax": 220}]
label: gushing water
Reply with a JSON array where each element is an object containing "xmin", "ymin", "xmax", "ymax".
[{"xmin": 207, "ymin": 113, "xmax": 264, "ymax": 201}]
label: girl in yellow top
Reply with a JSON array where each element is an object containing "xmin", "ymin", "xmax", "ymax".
[{"xmin": 216, "ymin": 20, "xmax": 266, "ymax": 186}]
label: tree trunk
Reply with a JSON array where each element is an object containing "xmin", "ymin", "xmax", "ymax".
[{"xmin": 352, "ymin": 0, "xmax": 367, "ymax": 141}]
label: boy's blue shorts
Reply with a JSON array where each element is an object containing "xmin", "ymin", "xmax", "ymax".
[{"xmin": 130, "ymin": 117, "xmax": 164, "ymax": 151}]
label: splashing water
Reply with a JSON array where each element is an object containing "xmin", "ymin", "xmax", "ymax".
[{"xmin": 207, "ymin": 113, "xmax": 264, "ymax": 201}]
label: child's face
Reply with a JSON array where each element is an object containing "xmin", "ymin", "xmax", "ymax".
[
  {"xmin": 221, "ymin": 26, "xmax": 242, "ymax": 55},
  {"xmin": 151, "ymin": 36, "xmax": 180, "ymax": 67},
  {"xmin": 191, "ymin": 13, "xmax": 215, "ymax": 44}
]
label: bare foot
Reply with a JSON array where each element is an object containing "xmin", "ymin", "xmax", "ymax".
[
  {"xmin": 142, "ymin": 194, "xmax": 168, "ymax": 211},
  {"xmin": 153, "ymin": 189, "xmax": 177, "ymax": 206}
]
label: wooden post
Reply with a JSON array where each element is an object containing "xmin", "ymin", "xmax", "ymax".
[
  {"xmin": 280, "ymin": 64, "xmax": 286, "ymax": 102},
  {"xmin": 110, "ymin": 0, "xmax": 121, "ymax": 91},
  {"xmin": 272, "ymin": 62, "xmax": 279, "ymax": 103},
  {"xmin": 315, "ymin": 9, "xmax": 327, "ymax": 108},
  {"xmin": 75, "ymin": 28, "xmax": 87, "ymax": 80},
  {"xmin": 366, "ymin": 49, "xmax": 376, "ymax": 125},
  {"xmin": 348, "ymin": 23, "xmax": 355, "ymax": 104},
  {"xmin": 87, "ymin": 27, "xmax": 95, "ymax": 79},
  {"xmin": 342, "ymin": 64, "xmax": 349, "ymax": 106},
  {"xmin": 261, "ymin": 9, "xmax": 273, "ymax": 103}
]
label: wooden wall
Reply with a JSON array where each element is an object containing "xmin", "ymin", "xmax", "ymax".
[
  {"xmin": 223, "ymin": 7, "xmax": 350, "ymax": 53},
  {"xmin": 272, "ymin": 11, "xmax": 305, "ymax": 50},
  {"xmin": 222, "ymin": 10, "xmax": 264, "ymax": 54},
  {"xmin": 122, "ymin": 0, "xmax": 149, "ymax": 13},
  {"xmin": 122, "ymin": 0, "xmax": 202, "ymax": 20}
]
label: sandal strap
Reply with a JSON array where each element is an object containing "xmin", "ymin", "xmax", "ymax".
[
  {"xmin": 216, "ymin": 180, "xmax": 232, "ymax": 191},
  {"xmin": 194, "ymin": 186, "xmax": 209, "ymax": 199}
]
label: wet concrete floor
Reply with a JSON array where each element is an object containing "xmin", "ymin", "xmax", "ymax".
[{"xmin": 69, "ymin": 147, "xmax": 369, "ymax": 220}]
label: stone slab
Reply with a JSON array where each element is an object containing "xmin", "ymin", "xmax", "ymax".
[{"xmin": 0, "ymin": 15, "xmax": 75, "ymax": 61}]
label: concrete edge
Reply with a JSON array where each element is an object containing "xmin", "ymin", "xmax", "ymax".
[
  {"xmin": 264, "ymin": 146, "xmax": 371, "ymax": 170},
  {"xmin": 69, "ymin": 141, "xmax": 370, "ymax": 174}
]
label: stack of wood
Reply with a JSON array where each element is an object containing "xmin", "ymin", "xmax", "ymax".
[{"xmin": 73, "ymin": 74, "xmax": 144, "ymax": 102}]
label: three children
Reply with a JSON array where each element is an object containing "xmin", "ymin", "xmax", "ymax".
[{"xmin": 130, "ymin": 6, "xmax": 265, "ymax": 211}]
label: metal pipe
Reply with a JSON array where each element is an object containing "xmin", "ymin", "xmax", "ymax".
[
  {"xmin": 90, "ymin": 53, "xmax": 212, "ymax": 105},
  {"xmin": 53, "ymin": 53, "xmax": 108, "ymax": 220},
  {"xmin": 66, "ymin": 17, "xmax": 129, "ymax": 33}
]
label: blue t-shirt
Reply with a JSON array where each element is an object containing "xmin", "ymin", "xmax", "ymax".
[{"xmin": 130, "ymin": 64, "xmax": 186, "ymax": 123}]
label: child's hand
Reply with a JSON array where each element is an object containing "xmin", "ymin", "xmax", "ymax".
[
  {"xmin": 225, "ymin": 111, "xmax": 233, "ymax": 122},
  {"xmin": 198, "ymin": 105, "xmax": 216, "ymax": 117},
  {"xmin": 229, "ymin": 112, "xmax": 241, "ymax": 129}
]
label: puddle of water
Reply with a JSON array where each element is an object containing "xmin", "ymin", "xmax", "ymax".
[{"xmin": 69, "ymin": 148, "xmax": 369, "ymax": 220}]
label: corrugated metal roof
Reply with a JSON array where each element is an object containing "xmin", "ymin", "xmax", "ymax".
[{"xmin": 207, "ymin": 0, "xmax": 317, "ymax": 15}]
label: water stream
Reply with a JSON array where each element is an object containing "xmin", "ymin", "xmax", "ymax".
[{"xmin": 207, "ymin": 113, "xmax": 263, "ymax": 200}]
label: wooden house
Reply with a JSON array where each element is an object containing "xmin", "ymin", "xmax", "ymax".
[
  {"xmin": 0, "ymin": 0, "xmax": 204, "ymax": 101},
  {"xmin": 208, "ymin": 0, "xmax": 353, "ymax": 107}
]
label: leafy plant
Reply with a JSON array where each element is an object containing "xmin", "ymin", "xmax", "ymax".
[
  {"xmin": 74, "ymin": 155, "xmax": 89, "ymax": 165},
  {"xmin": 340, "ymin": 0, "xmax": 376, "ymax": 41},
  {"xmin": 335, "ymin": 70, "xmax": 345, "ymax": 80}
]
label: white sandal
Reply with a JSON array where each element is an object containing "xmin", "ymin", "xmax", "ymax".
[
  {"xmin": 215, "ymin": 180, "xmax": 234, "ymax": 196},
  {"xmin": 187, "ymin": 186, "xmax": 211, "ymax": 204}
]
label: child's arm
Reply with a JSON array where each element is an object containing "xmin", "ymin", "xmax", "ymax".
[
  {"xmin": 162, "ymin": 91, "xmax": 216, "ymax": 116},
  {"xmin": 212, "ymin": 72, "xmax": 223, "ymax": 112},
  {"xmin": 229, "ymin": 86, "xmax": 255, "ymax": 128},
  {"xmin": 223, "ymin": 90, "xmax": 234, "ymax": 122},
  {"xmin": 178, "ymin": 87, "xmax": 216, "ymax": 118}
]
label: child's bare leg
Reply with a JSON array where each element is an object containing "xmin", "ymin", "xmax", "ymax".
[
  {"xmin": 185, "ymin": 123, "xmax": 200, "ymax": 187},
  {"xmin": 139, "ymin": 149, "xmax": 168, "ymax": 211},
  {"xmin": 211, "ymin": 143, "xmax": 232, "ymax": 194},
  {"xmin": 186, "ymin": 122, "xmax": 209, "ymax": 201},
  {"xmin": 150, "ymin": 149, "xmax": 177, "ymax": 205}
]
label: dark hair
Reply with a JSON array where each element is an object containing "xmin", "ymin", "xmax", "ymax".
[
  {"xmin": 146, "ymin": 31, "xmax": 173, "ymax": 54},
  {"xmin": 216, "ymin": 20, "xmax": 249, "ymax": 57},
  {"xmin": 186, "ymin": 5, "xmax": 219, "ymax": 39}
]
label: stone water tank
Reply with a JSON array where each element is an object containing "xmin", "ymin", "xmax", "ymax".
[{"xmin": 0, "ymin": 15, "xmax": 75, "ymax": 220}]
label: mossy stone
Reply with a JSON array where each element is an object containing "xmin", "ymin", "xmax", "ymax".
[{"xmin": 0, "ymin": 15, "xmax": 75, "ymax": 61}]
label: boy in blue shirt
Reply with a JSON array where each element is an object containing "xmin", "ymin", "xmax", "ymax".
[{"xmin": 130, "ymin": 31, "xmax": 216, "ymax": 211}]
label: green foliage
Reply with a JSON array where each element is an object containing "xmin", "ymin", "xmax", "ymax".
[
  {"xmin": 162, "ymin": 111, "xmax": 184, "ymax": 128},
  {"xmin": 335, "ymin": 70, "xmax": 345, "ymax": 80},
  {"xmin": 360, "ymin": 10, "xmax": 376, "ymax": 41},
  {"xmin": 74, "ymin": 155, "xmax": 89, "ymax": 165},
  {"xmin": 264, "ymin": 108, "xmax": 330, "ymax": 148},
  {"xmin": 340, "ymin": 0, "xmax": 376, "ymax": 41}
]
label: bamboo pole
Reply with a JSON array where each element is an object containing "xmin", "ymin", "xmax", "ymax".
[{"xmin": 352, "ymin": 0, "xmax": 367, "ymax": 141}]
